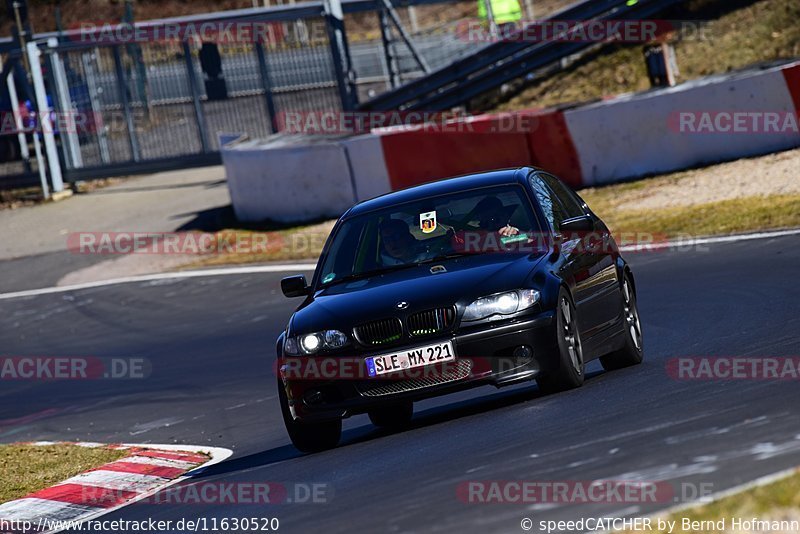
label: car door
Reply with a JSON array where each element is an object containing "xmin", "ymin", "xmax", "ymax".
[{"xmin": 530, "ymin": 172, "xmax": 621, "ymax": 339}]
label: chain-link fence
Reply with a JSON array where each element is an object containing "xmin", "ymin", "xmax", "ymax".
[{"xmin": 0, "ymin": 0, "xmax": 479, "ymax": 190}]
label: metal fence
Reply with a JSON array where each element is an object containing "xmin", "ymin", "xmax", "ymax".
[{"xmin": 0, "ymin": 0, "xmax": 474, "ymax": 190}]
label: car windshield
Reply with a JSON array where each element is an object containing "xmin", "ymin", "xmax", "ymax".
[{"xmin": 318, "ymin": 185, "xmax": 542, "ymax": 286}]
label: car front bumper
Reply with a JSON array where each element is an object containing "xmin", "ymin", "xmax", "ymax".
[{"xmin": 279, "ymin": 309, "xmax": 558, "ymax": 422}]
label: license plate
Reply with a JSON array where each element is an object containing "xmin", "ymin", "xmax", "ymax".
[{"xmin": 366, "ymin": 341, "xmax": 456, "ymax": 377}]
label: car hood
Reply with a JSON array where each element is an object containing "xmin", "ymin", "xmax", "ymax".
[{"xmin": 289, "ymin": 252, "xmax": 546, "ymax": 335}]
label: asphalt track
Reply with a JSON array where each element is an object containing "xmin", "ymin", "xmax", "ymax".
[{"xmin": 1, "ymin": 233, "xmax": 799, "ymax": 533}]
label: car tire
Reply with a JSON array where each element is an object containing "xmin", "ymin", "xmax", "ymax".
[
  {"xmin": 368, "ymin": 402, "xmax": 413, "ymax": 429},
  {"xmin": 536, "ymin": 288, "xmax": 585, "ymax": 394},
  {"xmin": 600, "ymin": 274, "xmax": 644, "ymax": 371},
  {"xmin": 278, "ymin": 377, "xmax": 341, "ymax": 453}
]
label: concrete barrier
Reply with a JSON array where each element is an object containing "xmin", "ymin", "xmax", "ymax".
[
  {"xmin": 221, "ymin": 135, "xmax": 357, "ymax": 223},
  {"xmin": 222, "ymin": 60, "xmax": 800, "ymax": 223},
  {"xmin": 375, "ymin": 113, "xmax": 532, "ymax": 190},
  {"xmin": 341, "ymin": 134, "xmax": 392, "ymax": 201},
  {"xmin": 782, "ymin": 62, "xmax": 800, "ymax": 112},
  {"xmin": 564, "ymin": 61, "xmax": 800, "ymax": 185},
  {"xmin": 523, "ymin": 109, "xmax": 583, "ymax": 188}
]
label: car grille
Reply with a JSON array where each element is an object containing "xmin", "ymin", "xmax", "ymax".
[
  {"xmin": 408, "ymin": 307, "xmax": 456, "ymax": 337},
  {"xmin": 353, "ymin": 318, "xmax": 403, "ymax": 346},
  {"xmin": 356, "ymin": 359, "xmax": 473, "ymax": 397}
]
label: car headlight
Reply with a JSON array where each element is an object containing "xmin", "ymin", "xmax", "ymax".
[
  {"xmin": 284, "ymin": 329, "xmax": 349, "ymax": 355},
  {"xmin": 462, "ymin": 289, "xmax": 540, "ymax": 322}
]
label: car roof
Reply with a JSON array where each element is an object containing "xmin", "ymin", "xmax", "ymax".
[{"xmin": 346, "ymin": 167, "xmax": 537, "ymax": 218}]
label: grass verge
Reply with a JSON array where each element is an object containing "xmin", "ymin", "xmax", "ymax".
[
  {"xmin": 183, "ymin": 192, "xmax": 800, "ymax": 269},
  {"xmin": 579, "ymin": 191, "xmax": 800, "ymax": 239},
  {"xmin": 0, "ymin": 443, "xmax": 127, "ymax": 504},
  {"xmin": 639, "ymin": 469, "xmax": 800, "ymax": 533},
  {"xmin": 177, "ymin": 220, "xmax": 335, "ymax": 270}
]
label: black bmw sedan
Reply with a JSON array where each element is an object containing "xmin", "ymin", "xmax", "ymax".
[{"xmin": 277, "ymin": 167, "xmax": 643, "ymax": 452}]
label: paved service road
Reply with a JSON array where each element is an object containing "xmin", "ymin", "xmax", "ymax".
[{"xmin": 1, "ymin": 234, "xmax": 799, "ymax": 532}]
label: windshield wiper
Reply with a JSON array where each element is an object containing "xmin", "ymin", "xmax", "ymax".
[
  {"xmin": 417, "ymin": 252, "xmax": 477, "ymax": 264},
  {"xmin": 323, "ymin": 263, "xmax": 419, "ymax": 287}
]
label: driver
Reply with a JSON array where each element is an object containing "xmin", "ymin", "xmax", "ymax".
[
  {"xmin": 473, "ymin": 196, "xmax": 520, "ymax": 236},
  {"xmin": 379, "ymin": 219, "xmax": 425, "ymax": 265},
  {"xmin": 450, "ymin": 197, "xmax": 524, "ymax": 254}
]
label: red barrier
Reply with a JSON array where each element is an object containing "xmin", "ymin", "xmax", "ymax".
[
  {"xmin": 378, "ymin": 114, "xmax": 532, "ymax": 190},
  {"xmin": 781, "ymin": 63, "xmax": 800, "ymax": 116},
  {"xmin": 524, "ymin": 109, "xmax": 583, "ymax": 188}
]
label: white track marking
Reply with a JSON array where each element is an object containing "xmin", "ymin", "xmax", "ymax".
[
  {"xmin": 57, "ymin": 470, "xmax": 168, "ymax": 492},
  {"xmin": 1, "ymin": 227, "xmax": 798, "ymax": 301},
  {"xmin": 0, "ymin": 264, "xmax": 316, "ymax": 300},
  {"xmin": 618, "ymin": 227, "xmax": 800, "ymax": 252},
  {"xmin": 120, "ymin": 455, "xmax": 198, "ymax": 470}
]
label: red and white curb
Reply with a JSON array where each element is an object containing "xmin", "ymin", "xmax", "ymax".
[{"xmin": 0, "ymin": 442, "xmax": 232, "ymax": 533}]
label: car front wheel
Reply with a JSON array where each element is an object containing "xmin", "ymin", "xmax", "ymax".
[
  {"xmin": 600, "ymin": 274, "xmax": 644, "ymax": 370},
  {"xmin": 278, "ymin": 377, "xmax": 341, "ymax": 453},
  {"xmin": 536, "ymin": 288, "xmax": 585, "ymax": 394}
]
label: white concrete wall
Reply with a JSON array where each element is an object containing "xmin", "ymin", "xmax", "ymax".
[
  {"xmin": 222, "ymin": 136, "xmax": 356, "ymax": 223},
  {"xmin": 222, "ymin": 62, "xmax": 800, "ymax": 223},
  {"xmin": 341, "ymin": 134, "xmax": 391, "ymax": 202},
  {"xmin": 565, "ymin": 64, "xmax": 800, "ymax": 185}
]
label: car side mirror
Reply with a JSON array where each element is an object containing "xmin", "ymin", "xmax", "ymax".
[
  {"xmin": 551, "ymin": 216, "xmax": 594, "ymax": 259},
  {"xmin": 559, "ymin": 215, "xmax": 594, "ymax": 233},
  {"xmin": 281, "ymin": 275, "xmax": 309, "ymax": 298}
]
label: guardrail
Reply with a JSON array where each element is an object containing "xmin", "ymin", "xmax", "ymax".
[{"xmin": 361, "ymin": 0, "xmax": 689, "ymax": 111}]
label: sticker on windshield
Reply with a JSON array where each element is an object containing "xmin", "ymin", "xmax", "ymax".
[
  {"xmin": 500, "ymin": 233, "xmax": 529, "ymax": 245},
  {"xmin": 420, "ymin": 211, "xmax": 437, "ymax": 234}
]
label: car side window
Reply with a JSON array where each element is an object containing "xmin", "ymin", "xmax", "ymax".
[
  {"xmin": 538, "ymin": 173, "xmax": 585, "ymax": 220},
  {"xmin": 529, "ymin": 174, "xmax": 570, "ymax": 232}
]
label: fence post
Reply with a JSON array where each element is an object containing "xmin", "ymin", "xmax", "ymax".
[
  {"xmin": 379, "ymin": 8, "xmax": 400, "ymax": 89},
  {"xmin": 26, "ymin": 41, "xmax": 64, "ymax": 192},
  {"xmin": 47, "ymin": 39, "xmax": 83, "ymax": 169},
  {"xmin": 323, "ymin": 0, "xmax": 358, "ymax": 111},
  {"xmin": 182, "ymin": 40, "xmax": 211, "ymax": 153},
  {"xmin": 81, "ymin": 50, "xmax": 111, "ymax": 164},
  {"xmin": 5, "ymin": 67, "xmax": 30, "ymax": 162},
  {"xmin": 112, "ymin": 45, "xmax": 142, "ymax": 162},
  {"xmin": 254, "ymin": 41, "xmax": 278, "ymax": 134}
]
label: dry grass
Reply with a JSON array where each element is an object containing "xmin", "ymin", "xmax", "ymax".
[
  {"xmin": 583, "ymin": 191, "xmax": 800, "ymax": 239},
  {"xmin": 179, "ymin": 219, "xmax": 335, "ymax": 269},
  {"xmin": 627, "ymin": 469, "xmax": 800, "ymax": 534},
  {"xmin": 495, "ymin": 0, "xmax": 800, "ymax": 111},
  {"xmin": 0, "ymin": 444, "xmax": 127, "ymax": 504}
]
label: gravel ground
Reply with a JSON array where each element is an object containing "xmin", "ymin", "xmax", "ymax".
[{"xmin": 593, "ymin": 148, "xmax": 800, "ymax": 212}]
